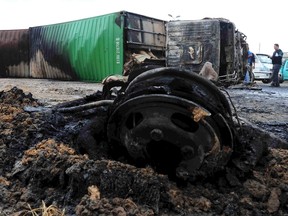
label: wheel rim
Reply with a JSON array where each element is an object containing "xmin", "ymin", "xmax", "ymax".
[{"xmin": 107, "ymin": 67, "xmax": 235, "ymax": 180}]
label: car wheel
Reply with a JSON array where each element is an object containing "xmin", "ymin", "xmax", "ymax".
[
  {"xmin": 250, "ymin": 72, "xmax": 255, "ymax": 83},
  {"xmin": 262, "ymin": 79, "xmax": 272, "ymax": 84},
  {"xmin": 279, "ymin": 74, "xmax": 284, "ymax": 83}
]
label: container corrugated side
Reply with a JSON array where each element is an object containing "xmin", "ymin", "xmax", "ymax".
[
  {"xmin": 0, "ymin": 29, "xmax": 30, "ymax": 78},
  {"xmin": 29, "ymin": 12, "xmax": 124, "ymax": 82}
]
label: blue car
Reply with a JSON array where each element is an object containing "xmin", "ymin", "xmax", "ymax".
[{"xmin": 279, "ymin": 59, "xmax": 288, "ymax": 83}]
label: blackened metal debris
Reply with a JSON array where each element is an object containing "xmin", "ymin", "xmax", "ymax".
[{"xmin": 106, "ymin": 67, "xmax": 237, "ymax": 180}]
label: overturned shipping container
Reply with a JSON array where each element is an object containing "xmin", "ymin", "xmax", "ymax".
[
  {"xmin": 0, "ymin": 29, "xmax": 29, "ymax": 78},
  {"xmin": 29, "ymin": 11, "xmax": 166, "ymax": 82}
]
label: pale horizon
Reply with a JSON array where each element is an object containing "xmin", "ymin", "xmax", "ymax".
[{"xmin": 1, "ymin": 0, "xmax": 287, "ymax": 55}]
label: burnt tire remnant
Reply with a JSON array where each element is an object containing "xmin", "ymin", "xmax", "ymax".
[{"xmin": 107, "ymin": 67, "xmax": 236, "ymax": 181}]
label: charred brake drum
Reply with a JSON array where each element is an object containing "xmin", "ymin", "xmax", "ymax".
[{"xmin": 107, "ymin": 67, "xmax": 236, "ymax": 180}]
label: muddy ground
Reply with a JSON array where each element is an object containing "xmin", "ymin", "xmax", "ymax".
[{"xmin": 0, "ymin": 78, "xmax": 288, "ymax": 215}]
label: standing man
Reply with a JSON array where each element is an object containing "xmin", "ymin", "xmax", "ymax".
[
  {"xmin": 247, "ymin": 50, "xmax": 255, "ymax": 82},
  {"xmin": 270, "ymin": 43, "xmax": 283, "ymax": 87}
]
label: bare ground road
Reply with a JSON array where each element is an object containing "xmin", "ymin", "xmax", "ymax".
[
  {"xmin": 227, "ymin": 81, "xmax": 288, "ymax": 142},
  {"xmin": 0, "ymin": 78, "xmax": 103, "ymax": 106},
  {"xmin": 1, "ymin": 78, "xmax": 287, "ymax": 141}
]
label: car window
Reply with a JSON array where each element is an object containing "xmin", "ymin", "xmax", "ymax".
[{"xmin": 257, "ymin": 55, "xmax": 272, "ymax": 64}]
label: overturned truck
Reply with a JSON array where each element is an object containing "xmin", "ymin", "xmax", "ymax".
[{"xmin": 166, "ymin": 18, "xmax": 248, "ymax": 82}]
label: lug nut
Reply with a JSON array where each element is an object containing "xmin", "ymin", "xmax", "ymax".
[{"xmin": 150, "ymin": 129, "xmax": 163, "ymax": 141}]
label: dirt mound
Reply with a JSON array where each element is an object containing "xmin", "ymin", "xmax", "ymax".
[
  {"xmin": 0, "ymin": 87, "xmax": 43, "ymax": 175},
  {"xmin": 1, "ymin": 87, "xmax": 288, "ymax": 215}
]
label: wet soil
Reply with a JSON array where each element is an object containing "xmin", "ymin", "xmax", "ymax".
[
  {"xmin": 227, "ymin": 82, "xmax": 288, "ymax": 144},
  {"xmin": 0, "ymin": 79, "xmax": 288, "ymax": 215}
]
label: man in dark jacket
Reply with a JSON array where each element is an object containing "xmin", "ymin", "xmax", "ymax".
[
  {"xmin": 247, "ymin": 50, "xmax": 255, "ymax": 82},
  {"xmin": 270, "ymin": 43, "xmax": 283, "ymax": 87}
]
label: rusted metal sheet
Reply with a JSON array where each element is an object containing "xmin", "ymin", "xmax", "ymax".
[
  {"xmin": 166, "ymin": 19, "xmax": 236, "ymax": 78},
  {"xmin": 0, "ymin": 29, "xmax": 29, "ymax": 78}
]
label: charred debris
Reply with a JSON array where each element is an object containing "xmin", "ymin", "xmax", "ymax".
[{"xmin": 16, "ymin": 65, "xmax": 283, "ymax": 184}]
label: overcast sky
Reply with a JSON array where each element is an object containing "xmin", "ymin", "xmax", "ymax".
[{"xmin": 1, "ymin": 0, "xmax": 287, "ymax": 54}]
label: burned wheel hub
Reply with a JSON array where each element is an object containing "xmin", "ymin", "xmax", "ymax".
[{"xmin": 107, "ymin": 67, "xmax": 235, "ymax": 180}]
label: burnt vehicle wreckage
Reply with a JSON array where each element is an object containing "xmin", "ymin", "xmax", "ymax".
[
  {"xmin": 50, "ymin": 63, "xmax": 280, "ymax": 184},
  {"xmin": 106, "ymin": 67, "xmax": 236, "ymax": 180},
  {"xmin": 22, "ymin": 15, "xmax": 273, "ymax": 182},
  {"xmin": 51, "ymin": 17, "xmax": 262, "ymax": 182}
]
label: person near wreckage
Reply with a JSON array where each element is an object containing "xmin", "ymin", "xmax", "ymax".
[{"xmin": 269, "ymin": 43, "xmax": 283, "ymax": 87}]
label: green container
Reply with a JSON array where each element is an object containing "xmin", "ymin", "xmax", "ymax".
[
  {"xmin": 29, "ymin": 11, "xmax": 166, "ymax": 82},
  {"xmin": 29, "ymin": 12, "xmax": 124, "ymax": 82}
]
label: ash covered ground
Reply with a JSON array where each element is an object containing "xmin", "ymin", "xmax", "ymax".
[{"xmin": 0, "ymin": 78, "xmax": 288, "ymax": 215}]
